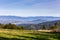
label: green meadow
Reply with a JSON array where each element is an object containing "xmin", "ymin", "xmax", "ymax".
[{"xmin": 0, "ymin": 29, "xmax": 59, "ymax": 40}]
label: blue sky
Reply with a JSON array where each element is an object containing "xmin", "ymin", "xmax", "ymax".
[{"xmin": 0, "ymin": 0, "xmax": 60, "ymax": 17}]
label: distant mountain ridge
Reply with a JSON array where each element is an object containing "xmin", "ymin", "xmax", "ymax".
[
  {"xmin": 0, "ymin": 16, "xmax": 60, "ymax": 24},
  {"xmin": 17, "ymin": 20, "xmax": 60, "ymax": 30}
]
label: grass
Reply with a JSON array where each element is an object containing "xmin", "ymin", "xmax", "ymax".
[{"xmin": 0, "ymin": 29, "xmax": 60, "ymax": 40}]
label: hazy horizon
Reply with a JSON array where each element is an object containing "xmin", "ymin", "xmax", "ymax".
[{"xmin": 0, "ymin": 0, "xmax": 60, "ymax": 17}]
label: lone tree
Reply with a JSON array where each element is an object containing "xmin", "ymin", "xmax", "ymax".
[
  {"xmin": 54, "ymin": 22, "xmax": 58, "ymax": 28},
  {"xmin": 48, "ymin": 22, "xmax": 59, "ymax": 32},
  {"xmin": 53, "ymin": 22, "xmax": 58, "ymax": 32},
  {"xmin": 42, "ymin": 25, "xmax": 46, "ymax": 30}
]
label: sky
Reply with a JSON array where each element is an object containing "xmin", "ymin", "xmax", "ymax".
[{"xmin": 0, "ymin": 0, "xmax": 60, "ymax": 17}]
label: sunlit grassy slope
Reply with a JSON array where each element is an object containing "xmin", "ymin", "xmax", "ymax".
[{"xmin": 0, "ymin": 29, "xmax": 60, "ymax": 40}]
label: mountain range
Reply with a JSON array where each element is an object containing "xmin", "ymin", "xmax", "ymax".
[{"xmin": 0, "ymin": 16, "xmax": 60, "ymax": 24}]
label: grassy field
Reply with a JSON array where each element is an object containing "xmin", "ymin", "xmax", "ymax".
[{"xmin": 0, "ymin": 29, "xmax": 60, "ymax": 40}]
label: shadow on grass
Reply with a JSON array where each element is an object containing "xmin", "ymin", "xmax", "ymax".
[
  {"xmin": 46, "ymin": 32, "xmax": 60, "ymax": 40},
  {"xmin": 16, "ymin": 35, "xmax": 49, "ymax": 40},
  {"xmin": 2, "ymin": 32, "xmax": 49, "ymax": 40},
  {"xmin": 29, "ymin": 32, "xmax": 60, "ymax": 40},
  {"xmin": 0, "ymin": 37, "xmax": 25, "ymax": 40},
  {"xmin": 0, "ymin": 36, "xmax": 49, "ymax": 40},
  {"xmin": 2, "ymin": 32, "xmax": 60, "ymax": 40}
]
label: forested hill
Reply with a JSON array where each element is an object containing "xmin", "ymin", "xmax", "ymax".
[{"xmin": 17, "ymin": 20, "xmax": 60, "ymax": 30}]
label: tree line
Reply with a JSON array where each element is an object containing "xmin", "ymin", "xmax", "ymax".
[
  {"xmin": 0, "ymin": 23, "xmax": 25, "ymax": 30},
  {"xmin": 42, "ymin": 22, "xmax": 58, "ymax": 30},
  {"xmin": 29, "ymin": 22, "xmax": 59, "ymax": 32},
  {"xmin": 0, "ymin": 22, "xmax": 59, "ymax": 31}
]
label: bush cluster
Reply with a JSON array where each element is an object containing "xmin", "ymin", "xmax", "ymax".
[{"xmin": 0, "ymin": 23, "xmax": 25, "ymax": 30}]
